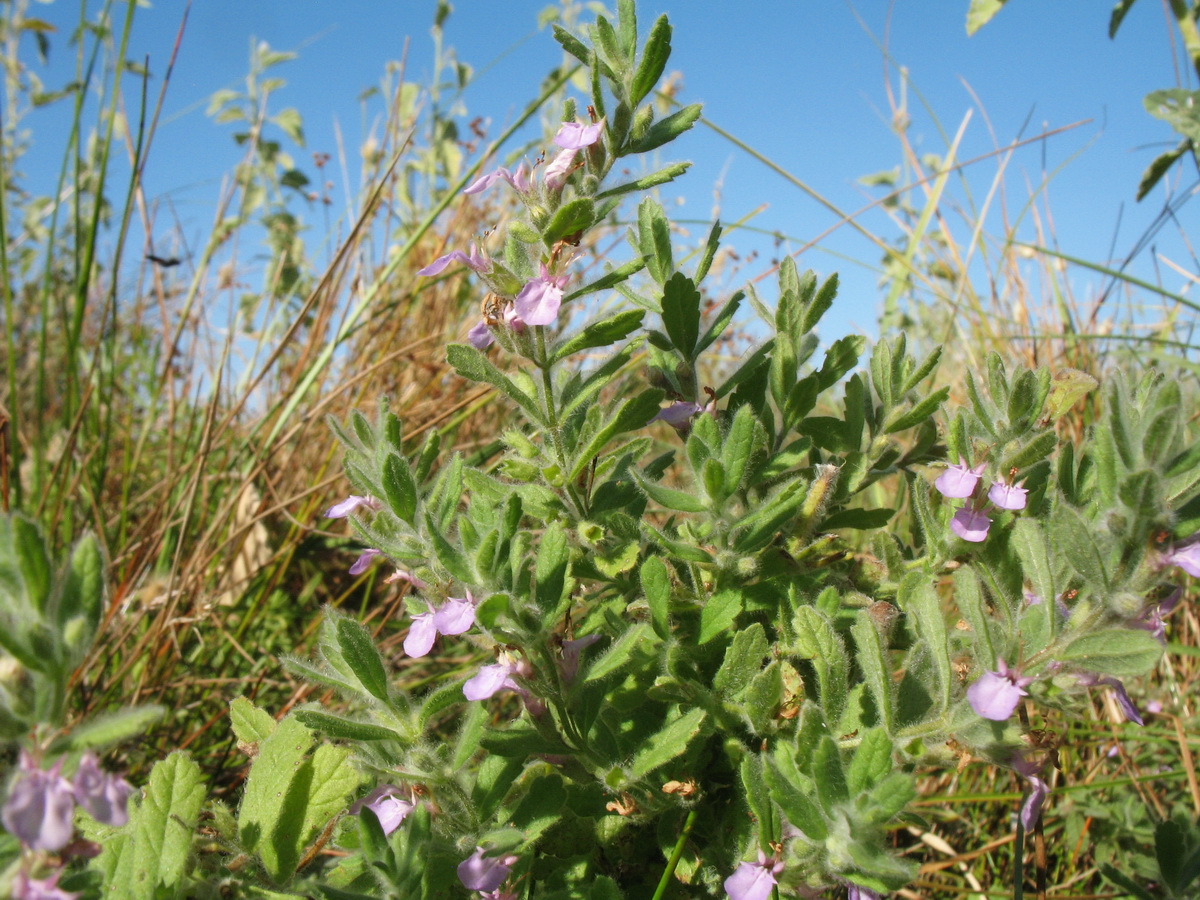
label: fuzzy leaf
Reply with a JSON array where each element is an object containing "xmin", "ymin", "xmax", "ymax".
[
  {"xmin": 336, "ymin": 616, "xmax": 390, "ymax": 702},
  {"xmin": 640, "ymin": 556, "xmax": 672, "ymax": 640},
  {"xmin": 230, "ymin": 697, "xmax": 277, "ymax": 746},
  {"xmin": 629, "ymin": 708, "xmax": 706, "ymax": 779}
]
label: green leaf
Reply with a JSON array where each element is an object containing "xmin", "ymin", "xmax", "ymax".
[
  {"xmin": 1137, "ymin": 141, "xmax": 1187, "ymax": 201},
  {"xmin": 11, "ymin": 515, "xmax": 51, "ymax": 614},
  {"xmin": 535, "ymin": 521, "xmax": 570, "ymax": 614},
  {"xmin": 661, "ymin": 272, "xmax": 701, "ymax": 358},
  {"xmin": 633, "ymin": 471, "xmax": 707, "ymax": 513},
  {"xmin": 847, "ymin": 728, "xmax": 893, "ymax": 795},
  {"xmin": 699, "ymin": 589, "xmax": 742, "ymax": 644},
  {"xmin": 585, "ymin": 623, "xmax": 652, "ymax": 682},
  {"xmin": 900, "ymin": 574, "xmax": 952, "ymax": 714},
  {"xmin": 292, "ymin": 709, "xmax": 400, "ymax": 742},
  {"xmin": 714, "ymin": 623, "xmax": 768, "ymax": 698},
  {"xmin": 764, "ymin": 756, "xmax": 828, "ymax": 840},
  {"xmin": 446, "ymin": 343, "xmax": 546, "ymax": 425},
  {"xmin": 628, "ymin": 103, "xmax": 701, "ymax": 153},
  {"xmin": 1044, "ymin": 368, "xmax": 1099, "ymax": 419},
  {"xmin": 425, "ymin": 513, "xmax": 475, "ymax": 583},
  {"xmin": 791, "ymin": 607, "xmax": 848, "ymax": 724},
  {"xmin": 852, "ymin": 613, "xmax": 894, "ymax": 733},
  {"xmin": 629, "ymin": 708, "xmax": 706, "ymax": 779},
  {"xmin": 640, "ymin": 556, "xmax": 672, "ymax": 640},
  {"xmin": 551, "ymin": 310, "xmax": 644, "ymax": 363},
  {"xmin": 569, "ymin": 389, "xmax": 664, "ymax": 480},
  {"xmin": 300, "ymin": 743, "xmax": 364, "ymax": 853},
  {"xmin": 1057, "ymin": 628, "xmax": 1164, "ymax": 677},
  {"xmin": 239, "ymin": 716, "xmax": 314, "ymax": 861},
  {"xmin": 1145, "ymin": 89, "xmax": 1200, "ymax": 143},
  {"xmin": 811, "ymin": 735, "xmax": 849, "ymax": 814},
  {"xmin": 630, "ymin": 14, "xmax": 671, "ymax": 106},
  {"xmin": 97, "ymin": 752, "xmax": 205, "ymax": 899},
  {"xmin": 816, "ymin": 335, "xmax": 865, "ymax": 390},
  {"xmin": 1053, "ymin": 504, "xmax": 1111, "ymax": 591},
  {"xmin": 884, "ymin": 387, "xmax": 950, "ymax": 434},
  {"xmin": 60, "ymin": 533, "xmax": 104, "ymax": 637},
  {"xmin": 544, "ymin": 197, "xmax": 595, "ymax": 246},
  {"xmin": 637, "ymin": 196, "xmax": 673, "ymax": 285},
  {"xmin": 1109, "ymin": 0, "xmax": 1140, "ymax": 37},
  {"xmin": 230, "ymin": 697, "xmax": 277, "ymax": 746},
  {"xmin": 382, "ymin": 454, "xmax": 418, "ymax": 525},
  {"xmin": 272, "ymin": 107, "xmax": 305, "ymax": 145},
  {"xmin": 595, "ymin": 161, "xmax": 691, "ymax": 199},
  {"xmin": 52, "ymin": 705, "xmax": 165, "ymax": 754},
  {"xmin": 336, "ymin": 616, "xmax": 391, "ymax": 702}
]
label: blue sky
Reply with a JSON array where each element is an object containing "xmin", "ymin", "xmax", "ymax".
[{"xmin": 15, "ymin": 0, "xmax": 1197, "ymax": 344}]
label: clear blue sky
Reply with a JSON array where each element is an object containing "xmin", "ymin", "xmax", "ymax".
[{"xmin": 15, "ymin": 0, "xmax": 1198, "ymax": 344}]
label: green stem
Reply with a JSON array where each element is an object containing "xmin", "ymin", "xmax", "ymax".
[{"xmin": 652, "ymin": 808, "xmax": 697, "ymax": 900}]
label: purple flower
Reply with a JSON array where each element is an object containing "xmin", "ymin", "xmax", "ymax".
[
  {"xmin": 653, "ymin": 402, "xmax": 702, "ymax": 428},
  {"xmin": 847, "ymin": 886, "xmax": 882, "ymax": 900},
  {"xmin": 349, "ymin": 548, "xmax": 382, "ymax": 576},
  {"xmin": 988, "ymin": 478, "xmax": 1028, "ymax": 511},
  {"xmin": 432, "ymin": 590, "xmax": 477, "ymax": 636},
  {"xmin": 2, "ymin": 753, "xmax": 77, "ymax": 852},
  {"xmin": 325, "ymin": 495, "xmax": 382, "ymax": 518},
  {"xmin": 464, "ymin": 658, "xmax": 525, "ymax": 701},
  {"xmin": 544, "ymin": 147, "xmax": 579, "ymax": 190},
  {"xmin": 351, "ymin": 786, "xmax": 414, "ymax": 836},
  {"xmin": 385, "ymin": 569, "xmax": 429, "ymax": 591},
  {"xmin": 1163, "ymin": 535, "xmax": 1200, "ymax": 577},
  {"xmin": 553, "ymin": 120, "xmax": 604, "ymax": 149},
  {"xmin": 416, "ymin": 245, "xmax": 491, "ymax": 277},
  {"xmin": 468, "ymin": 319, "xmax": 494, "ymax": 349},
  {"xmin": 464, "ymin": 163, "xmax": 530, "ymax": 195},
  {"xmin": 513, "ymin": 265, "xmax": 567, "ymax": 327},
  {"xmin": 967, "ymin": 659, "xmax": 1031, "ymax": 721},
  {"xmin": 723, "ymin": 852, "xmax": 783, "ymax": 900},
  {"xmin": 951, "ymin": 507, "xmax": 991, "ymax": 543},
  {"xmin": 935, "ymin": 458, "xmax": 986, "ymax": 499},
  {"xmin": 72, "ymin": 753, "xmax": 132, "ymax": 828},
  {"xmin": 457, "ymin": 847, "xmax": 519, "ymax": 892},
  {"xmin": 12, "ymin": 870, "xmax": 79, "ymax": 900},
  {"xmin": 560, "ymin": 634, "xmax": 600, "ymax": 682},
  {"xmin": 1075, "ymin": 672, "xmax": 1144, "ymax": 726},
  {"xmin": 1133, "ymin": 589, "xmax": 1180, "ymax": 643},
  {"xmin": 1024, "ymin": 590, "xmax": 1071, "ymax": 620},
  {"xmin": 1012, "ymin": 752, "xmax": 1049, "ymax": 831},
  {"xmin": 404, "ymin": 612, "xmax": 438, "ymax": 658},
  {"xmin": 404, "ymin": 591, "xmax": 479, "ymax": 658}
]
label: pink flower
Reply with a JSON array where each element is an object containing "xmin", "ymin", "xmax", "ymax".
[
  {"xmin": 847, "ymin": 886, "xmax": 881, "ymax": 900},
  {"xmin": 1075, "ymin": 671, "xmax": 1143, "ymax": 726},
  {"xmin": 935, "ymin": 458, "xmax": 986, "ymax": 498},
  {"xmin": 416, "ymin": 245, "xmax": 491, "ymax": 277},
  {"xmin": 351, "ymin": 786, "xmax": 414, "ymax": 836},
  {"xmin": 72, "ymin": 753, "xmax": 132, "ymax": 828},
  {"xmin": 553, "ymin": 120, "xmax": 604, "ymax": 149},
  {"xmin": 325, "ymin": 495, "xmax": 382, "ymax": 518},
  {"xmin": 544, "ymin": 147, "xmax": 579, "ymax": 190},
  {"xmin": 404, "ymin": 591, "xmax": 478, "ymax": 658},
  {"xmin": 349, "ymin": 548, "xmax": 382, "ymax": 576},
  {"xmin": 1012, "ymin": 752, "xmax": 1049, "ymax": 831},
  {"xmin": 12, "ymin": 870, "xmax": 79, "ymax": 900},
  {"xmin": 988, "ymin": 478, "xmax": 1028, "ymax": 511},
  {"xmin": 967, "ymin": 659, "xmax": 1031, "ymax": 720},
  {"xmin": 1, "ymin": 753, "xmax": 76, "ymax": 852},
  {"xmin": 951, "ymin": 507, "xmax": 991, "ymax": 542},
  {"xmin": 464, "ymin": 659, "xmax": 525, "ymax": 701},
  {"xmin": 464, "ymin": 163, "xmax": 530, "ymax": 195},
  {"xmin": 468, "ymin": 319, "xmax": 494, "ymax": 349},
  {"xmin": 1164, "ymin": 535, "xmax": 1200, "ymax": 577},
  {"xmin": 513, "ymin": 265, "xmax": 568, "ymax": 327},
  {"xmin": 653, "ymin": 402, "xmax": 702, "ymax": 428},
  {"xmin": 560, "ymin": 634, "xmax": 600, "ymax": 682},
  {"xmin": 723, "ymin": 852, "xmax": 783, "ymax": 900},
  {"xmin": 458, "ymin": 847, "xmax": 519, "ymax": 892}
]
